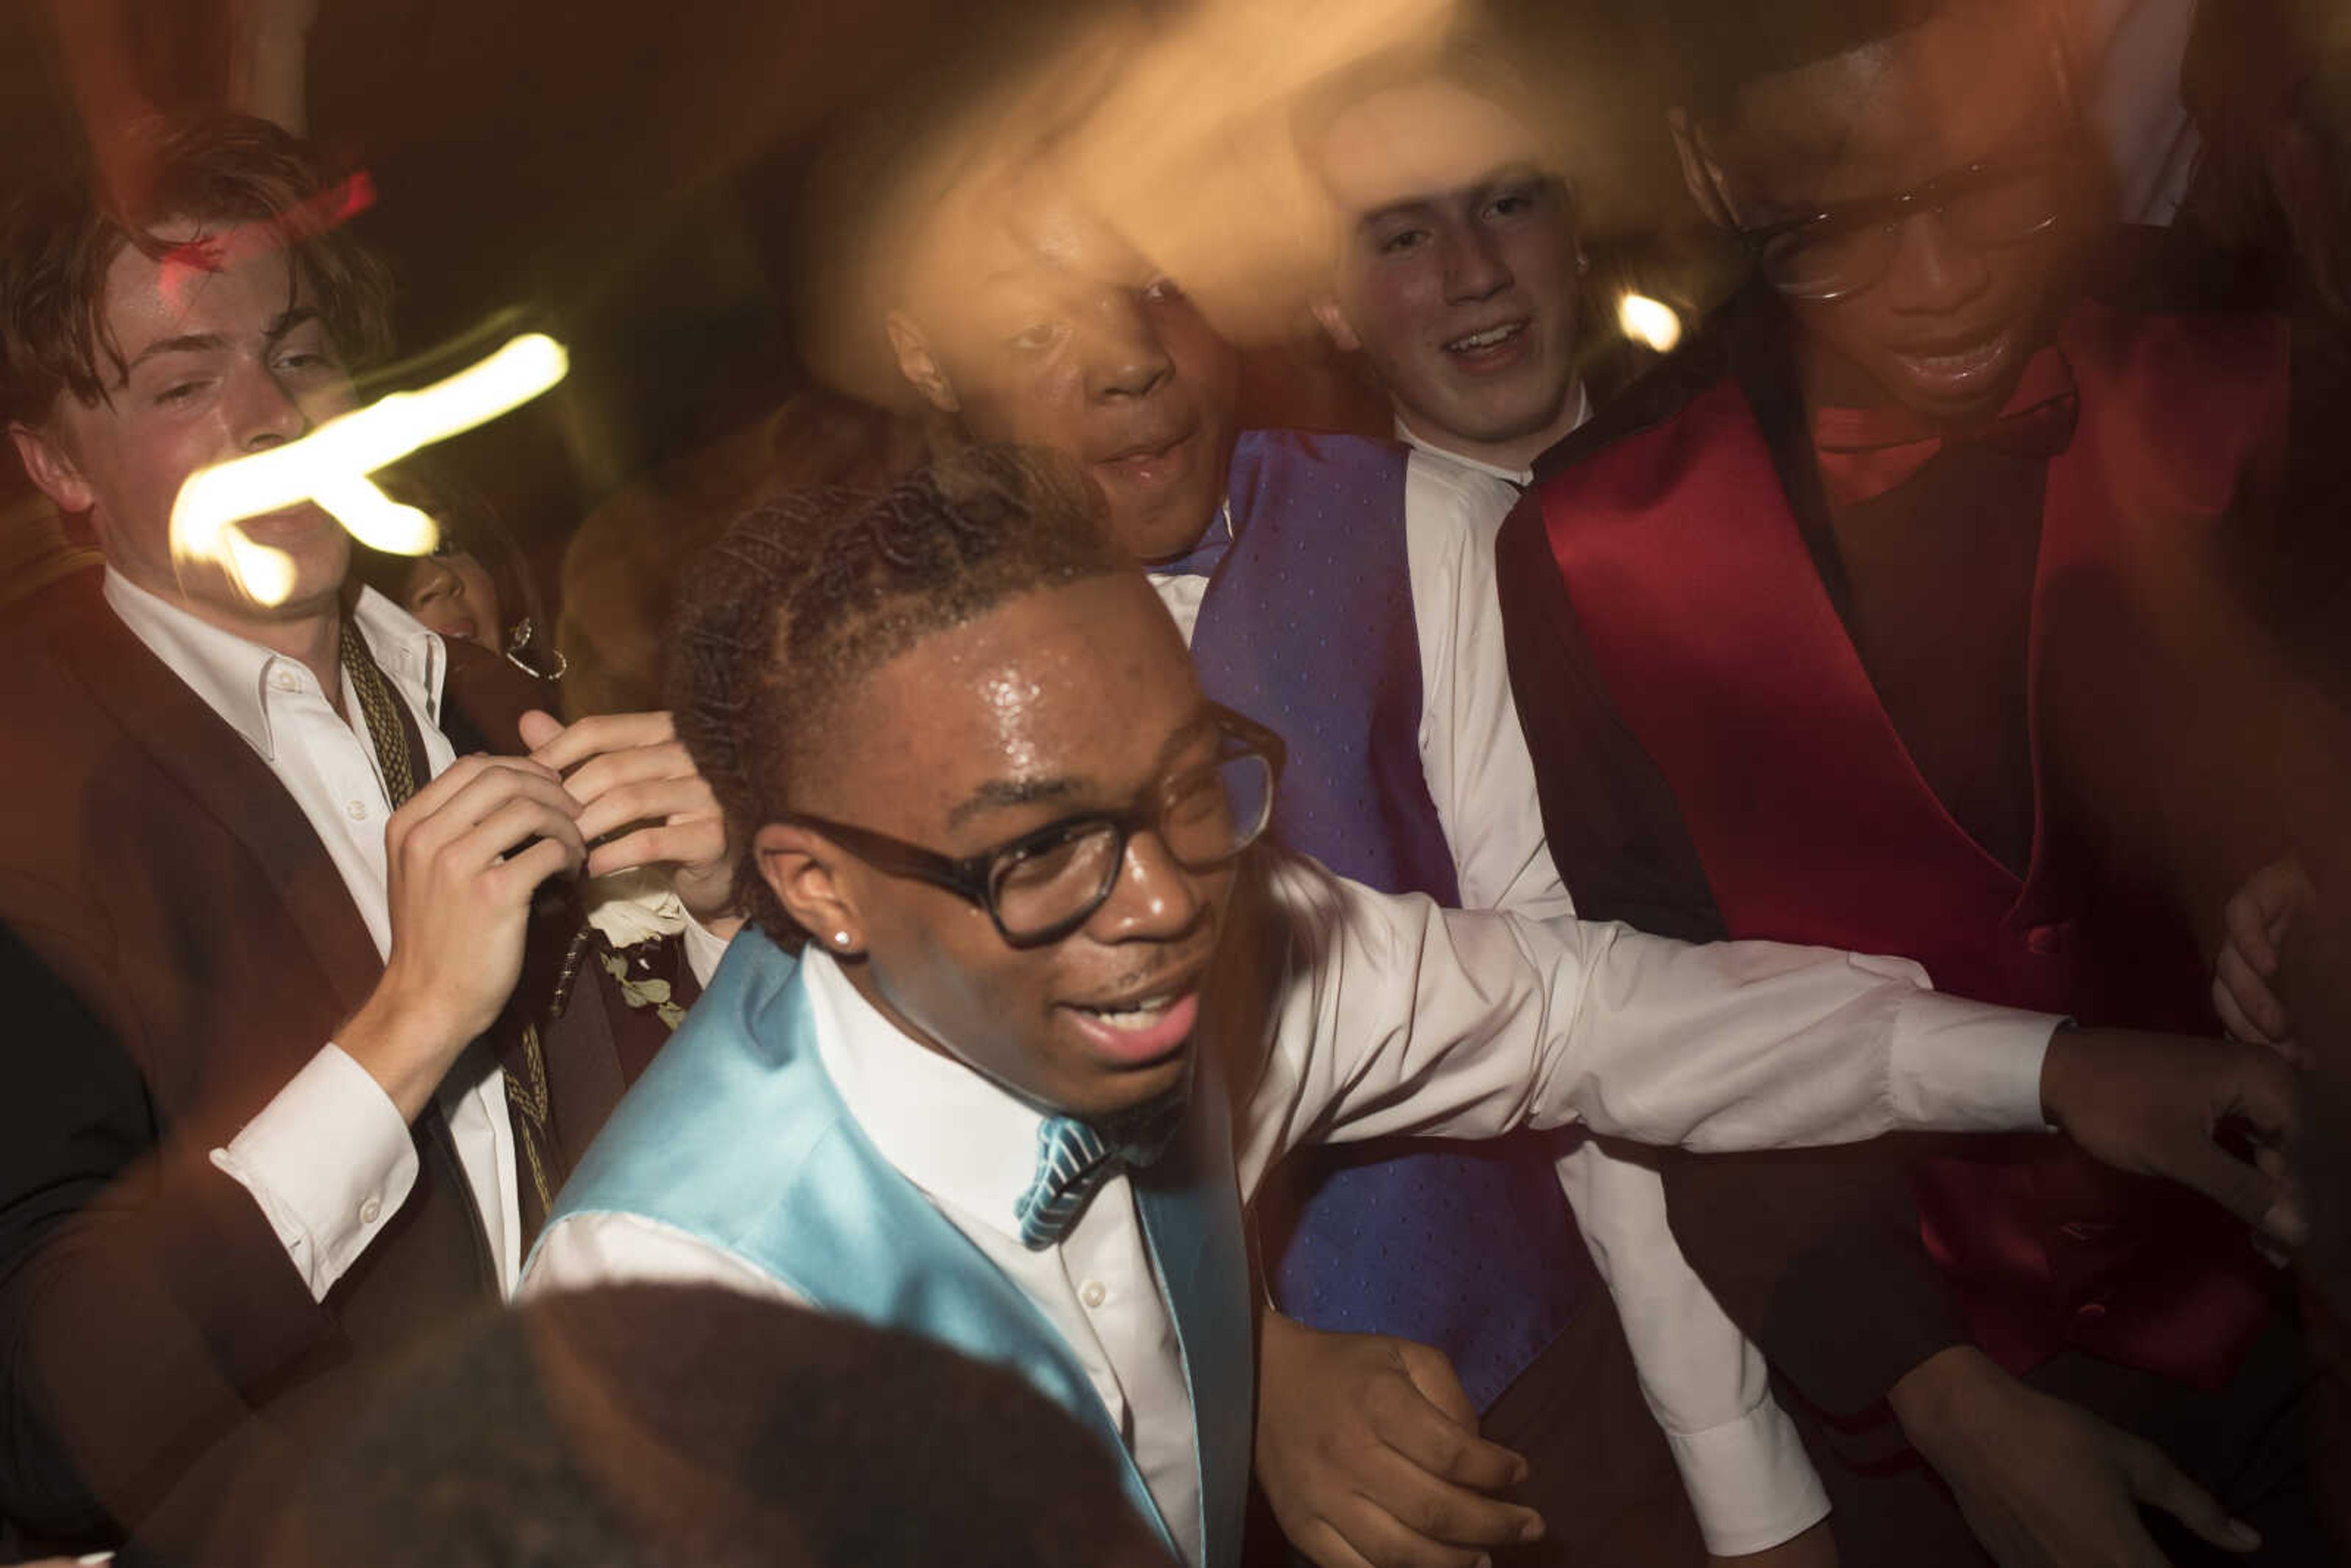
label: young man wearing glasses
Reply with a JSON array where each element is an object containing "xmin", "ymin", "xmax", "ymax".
[
  {"xmin": 525, "ymin": 447, "xmax": 2292, "ymax": 1568},
  {"xmin": 869, "ymin": 151, "xmax": 1673, "ymax": 1568},
  {"xmin": 1496, "ymin": 1, "xmax": 2316, "ymax": 1562}
]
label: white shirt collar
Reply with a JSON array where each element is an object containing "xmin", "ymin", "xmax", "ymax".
[
  {"xmin": 803, "ymin": 948, "xmax": 1046, "ymax": 1244},
  {"xmin": 1393, "ymin": 382, "xmax": 1592, "ymax": 489},
  {"xmin": 102, "ymin": 567, "xmax": 446, "ymax": 761}
]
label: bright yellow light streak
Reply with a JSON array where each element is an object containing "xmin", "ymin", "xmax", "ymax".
[
  {"xmin": 1618, "ymin": 293, "xmax": 1683, "ymax": 354},
  {"xmin": 311, "ymin": 474, "xmax": 438, "ymax": 554},
  {"xmin": 171, "ymin": 332, "xmax": 569, "ymax": 606}
]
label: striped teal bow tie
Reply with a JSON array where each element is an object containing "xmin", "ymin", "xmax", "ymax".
[{"xmin": 1014, "ymin": 1091, "xmax": 1190, "ymax": 1250}]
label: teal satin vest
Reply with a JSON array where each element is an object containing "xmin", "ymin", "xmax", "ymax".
[{"xmin": 537, "ymin": 932, "xmax": 1254, "ymax": 1567}]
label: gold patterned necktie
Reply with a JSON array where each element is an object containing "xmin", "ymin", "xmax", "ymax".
[{"xmin": 339, "ymin": 617, "xmax": 560, "ymax": 1234}]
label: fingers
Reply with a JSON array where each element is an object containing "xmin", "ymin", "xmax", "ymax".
[
  {"xmin": 462, "ymin": 797, "xmax": 588, "ymax": 879},
  {"xmin": 2223, "ymin": 887, "xmax": 2281, "ymax": 977},
  {"xmin": 2212, "ymin": 945, "xmax": 2286, "ymax": 1043},
  {"xmin": 1291, "ymin": 1521, "xmax": 1381, "ymax": 1568},
  {"xmin": 1365, "ymin": 1352, "xmax": 1526, "ymax": 1497},
  {"xmin": 585, "ymin": 819, "xmax": 724, "ymax": 881},
  {"xmin": 528, "ymin": 710, "xmax": 675, "ymax": 774},
  {"xmin": 2161, "ymin": 1126, "xmax": 2302, "ymax": 1244},
  {"xmin": 1322, "ymin": 1498, "xmax": 1504, "ymax": 1568},
  {"xmin": 574, "ymin": 772, "xmax": 716, "ymax": 847},
  {"xmin": 2114, "ymin": 1433, "xmax": 2260, "ymax": 1555},
  {"xmin": 516, "ymin": 707, "xmax": 566, "ymax": 752},
  {"xmin": 388, "ymin": 756, "xmax": 576, "ymax": 861},
  {"xmin": 1354, "ymin": 1444, "xmax": 1543, "ymax": 1551}
]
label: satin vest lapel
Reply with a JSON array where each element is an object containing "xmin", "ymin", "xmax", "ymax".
[
  {"xmin": 47, "ymin": 583, "xmax": 383, "ymax": 1016},
  {"xmin": 550, "ymin": 942, "xmax": 1191, "ymax": 1559},
  {"xmin": 1133, "ymin": 1060, "xmax": 1253, "ymax": 1568}
]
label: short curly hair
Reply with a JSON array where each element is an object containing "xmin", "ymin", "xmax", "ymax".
[
  {"xmin": 0, "ymin": 115, "xmax": 393, "ymax": 429},
  {"xmin": 667, "ymin": 445, "xmax": 1134, "ymax": 947}
]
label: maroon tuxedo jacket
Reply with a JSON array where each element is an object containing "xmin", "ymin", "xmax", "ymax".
[
  {"xmin": 0, "ymin": 569, "xmax": 669, "ymax": 1553},
  {"xmin": 1495, "ymin": 279, "xmax": 2295, "ymax": 1419}
]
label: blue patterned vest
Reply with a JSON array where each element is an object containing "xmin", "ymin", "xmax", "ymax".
[
  {"xmin": 539, "ymin": 936, "xmax": 1255, "ymax": 1567},
  {"xmin": 1191, "ymin": 429, "xmax": 1585, "ymax": 1410}
]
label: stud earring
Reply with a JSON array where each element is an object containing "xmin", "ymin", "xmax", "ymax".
[
  {"xmin": 1575, "ymin": 251, "xmax": 1591, "ymax": 276},
  {"xmin": 833, "ymin": 931, "xmax": 852, "ymax": 947}
]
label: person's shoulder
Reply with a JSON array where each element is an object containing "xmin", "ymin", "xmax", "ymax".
[
  {"xmin": 1530, "ymin": 328, "xmax": 1741, "ymax": 490},
  {"xmin": 1234, "ymin": 427, "xmax": 1411, "ymax": 496}
]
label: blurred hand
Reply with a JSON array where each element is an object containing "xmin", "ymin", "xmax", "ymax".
[
  {"xmin": 339, "ymin": 754, "xmax": 586, "ymax": 1119},
  {"xmin": 2213, "ymin": 857, "xmax": 2315, "ymax": 1060},
  {"xmin": 520, "ymin": 710, "xmax": 738, "ymax": 932},
  {"xmin": 1709, "ymin": 1518, "xmax": 1838, "ymax": 1568},
  {"xmin": 1891, "ymin": 1346, "xmax": 2260, "ymax": 1568},
  {"xmin": 2038, "ymin": 1027, "xmax": 2303, "ymax": 1247},
  {"xmin": 1256, "ymin": 1310, "xmax": 1543, "ymax": 1568}
]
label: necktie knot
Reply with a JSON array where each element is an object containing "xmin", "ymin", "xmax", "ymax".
[{"xmin": 1013, "ymin": 1090, "xmax": 1189, "ymax": 1250}]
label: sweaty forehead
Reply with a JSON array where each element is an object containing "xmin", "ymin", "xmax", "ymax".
[
  {"xmin": 1714, "ymin": 11, "xmax": 2063, "ymax": 211},
  {"xmin": 1314, "ymin": 79, "xmax": 1551, "ymax": 219},
  {"xmin": 809, "ymin": 574, "xmax": 1200, "ymax": 839}
]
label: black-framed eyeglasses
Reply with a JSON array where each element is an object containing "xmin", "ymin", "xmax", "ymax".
[
  {"xmin": 1741, "ymin": 157, "xmax": 2071, "ymax": 303},
  {"xmin": 781, "ymin": 704, "xmax": 1286, "ymax": 948}
]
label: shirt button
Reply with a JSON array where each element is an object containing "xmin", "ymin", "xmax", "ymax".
[
  {"xmin": 343, "ymin": 800, "xmax": 369, "ymax": 820},
  {"xmin": 268, "ymin": 667, "xmax": 302, "ymax": 693},
  {"xmin": 358, "ymin": 1195, "xmax": 383, "ymax": 1225},
  {"xmin": 1079, "ymin": 1280, "xmax": 1109, "ymax": 1310}
]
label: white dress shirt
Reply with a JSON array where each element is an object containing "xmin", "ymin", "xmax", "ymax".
[
  {"xmin": 103, "ymin": 569, "xmax": 532, "ymax": 1299},
  {"xmin": 104, "ymin": 571, "xmax": 727, "ymax": 1304},
  {"xmin": 1400, "ymin": 435, "xmax": 1829, "ymax": 1550},
  {"xmin": 530, "ymin": 855, "xmax": 2061, "ymax": 1568}
]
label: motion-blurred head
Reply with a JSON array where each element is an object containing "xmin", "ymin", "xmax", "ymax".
[
  {"xmin": 886, "ymin": 165, "xmax": 1240, "ymax": 566},
  {"xmin": 1671, "ymin": 0, "xmax": 2098, "ymax": 424}
]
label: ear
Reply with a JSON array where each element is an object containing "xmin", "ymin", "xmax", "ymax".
[
  {"xmin": 754, "ymin": 820, "xmax": 866, "ymax": 956},
  {"xmin": 1308, "ymin": 295, "xmax": 1362, "ymax": 354},
  {"xmin": 10, "ymin": 422, "xmax": 96, "ymax": 517},
  {"xmin": 1667, "ymin": 109, "xmax": 1741, "ymax": 232},
  {"xmin": 885, "ymin": 310, "xmax": 962, "ymax": 415}
]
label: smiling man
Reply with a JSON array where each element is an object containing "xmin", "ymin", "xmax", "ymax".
[
  {"xmin": 1493, "ymin": 1, "xmax": 2321, "ymax": 1563},
  {"xmin": 1301, "ymin": 41, "xmax": 1593, "ymax": 486},
  {"xmin": 874, "ymin": 137, "xmax": 1736, "ymax": 1568},
  {"xmin": 0, "ymin": 118, "xmax": 735, "ymax": 1557},
  {"xmin": 1285, "ymin": 43, "xmax": 1842, "ymax": 1568},
  {"xmin": 527, "ymin": 446, "xmax": 2298, "ymax": 1568}
]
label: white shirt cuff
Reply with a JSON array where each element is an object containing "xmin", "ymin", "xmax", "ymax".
[
  {"xmin": 1883, "ymin": 970, "xmax": 2061, "ymax": 1132},
  {"xmin": 679, "ymin": 911, "xmax": 732, "ymax": 989},
  {"xmin": 209, "ymin": 1044, "xmax": 419, "ymax": 1301},
  {"xmin": 1665, "ymin": 1398, "xmax": 1832, "ymax": 1556}
]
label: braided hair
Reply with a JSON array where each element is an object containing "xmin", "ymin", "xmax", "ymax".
[{"xmin": 667, "ymin": 445, "xmax": 1134, "ymax": 947}]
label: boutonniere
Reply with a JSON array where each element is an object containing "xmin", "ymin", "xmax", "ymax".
[
  {"xmin": 583, "ymin": 865, "xmax": 689, "ymax": 949},
  {"xmin": 597, "ymin": 943, "xmax": 686, "ymax": 1031}
]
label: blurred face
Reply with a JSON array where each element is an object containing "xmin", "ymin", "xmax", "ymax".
[
  {"xmin": 759, "ymin": 574, "xmax": 1236, "ymax": 1119},
  {"xmin": 1696, "ymin": 9, "xmax": 2088, "ymax": 422},
  {"xmin": 403, "ymin": 550, "xmax": 502, "ymax": 646},
  {"xmin": 893, "ymin": 184, "xmax": 1240, "ymax": 565},
  {"xmin": 1314, "ymin": 78, "xmax": 1584, "ymax": 466},
  {"xmin": 13, "ymin": 230, "xmax": 360, "ymax": 628}
]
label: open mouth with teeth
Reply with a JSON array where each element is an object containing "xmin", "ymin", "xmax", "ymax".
[
  {"xmin": 1063, "ymin": 988, "xmax": 1201, "ymax": 1067},
  {"xmin": 1442, "ymin": 319, "xmax": 1532, "ymax": 368}
]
